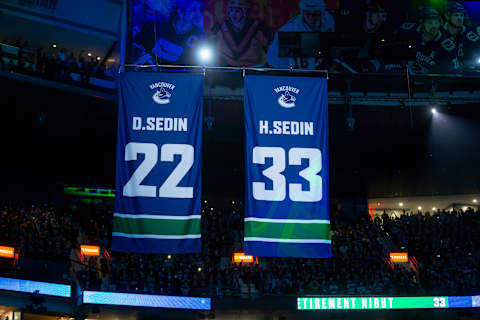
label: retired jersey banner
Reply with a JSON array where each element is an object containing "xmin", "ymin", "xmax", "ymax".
[
  {"xmin": 113, "ymin": 72, "xmax": 203, "ymax": 254},
  {"xmin": 244, "ymin": 75, "xmax": 331, "ymax": 258}
]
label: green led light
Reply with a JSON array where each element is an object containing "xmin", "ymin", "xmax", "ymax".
[
  {"xmin": 297, "ymin": 296, "xmax": 449, "ymax": 310},
  {"xmin": 64, "ymin": 186, "xmax": 116, "ymax": 198},
  {"xmin": 410, "ymin": 0, "xmax": 447, "ymax": 11}
]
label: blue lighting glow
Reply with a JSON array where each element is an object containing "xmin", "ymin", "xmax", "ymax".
[
  {"xmin": 0, "ymin": 277, "xmax": 71, "ymax": 297},
  {"xmin": 83, "ymin": 291, "xmax": 211, "ymax": 310},
  {"xmin": 473, "ymin": 295, "xmax": 480, "ymax": 307}
]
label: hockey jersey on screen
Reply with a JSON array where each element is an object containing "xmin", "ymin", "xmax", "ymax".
[
  {"xmin": 443, "ymin": 24, "xmax": 480, "ymax": 69},
  {"xmin": 399, "ymin": 23, "xmax": 458, "ymax": 73}
]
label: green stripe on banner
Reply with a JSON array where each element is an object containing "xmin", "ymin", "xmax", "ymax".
[
  {"xmin": 113, "ymin": 217, "xmax": 200, "ymax": 236},
  {"xmin": 245, "ymin": 221, "xmax": 331, "ymax": 240}
]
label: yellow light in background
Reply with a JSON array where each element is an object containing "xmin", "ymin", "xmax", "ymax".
[
  {"xmin": 167, "ymin": 254, "xmax": 171, "ymax": 259},
  {"xmin": 418, "ymin": 206, "xmax": 422, "ymax": 210},
  {"xmin": 399, "ymin": 202, "xmax": 404, "ymax": 207},
  {"xmin": 96, "ymin": 56, "xmax": 101, "ymax": 61},
  {"xmin": 52, "ymin": 44, "xmax": 57, "ymax": 48},
  {"xmin": 87, "ymin": 52, "xmax": 92, "ymax": 57},
  {"xmin": 473, "ymin": 199, "xmax": 477, "ymax": 203},
  {"xmin": 197, "ymin": 267, "xmax": 202, "ymax": 272},
  {"xmin": 432, "ymin": 207, "xmax": 436, "ymax": 211}
]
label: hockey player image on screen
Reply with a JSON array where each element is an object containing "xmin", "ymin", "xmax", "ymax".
[
  {"xmin": 409, "ymin": 7, "xmax": 458, "ymax": 74},
  {"xmin": 210, "ymin": 0, "xmax": 273, "ymax": 67},
  {"xmin": 267, "ymin": 0, "xmax": 335, "ymax": 69},
  {"xmin": 131, "ymin": 0, "xmax": 173, "ymax": 38},
  {"xmin": 333, "ymin": 1, "xmax": 394, "ymax": 73},
  {"xmin": 132, "ymin": 0, "xmax": 204, "ymax": 65},
  {"xmin": 443, "ymin": 1, "xmax": 480, "ymax": 70}
]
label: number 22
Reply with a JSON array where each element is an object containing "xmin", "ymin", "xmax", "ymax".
[{"xmin": 123, "ymin": 142, "xmax": 194, "ymax": 198}]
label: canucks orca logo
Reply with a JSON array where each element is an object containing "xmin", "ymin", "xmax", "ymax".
[
  {"xmin": 278, "ymin": 91, "xmax": 297, "ymax": 108},
  {"xmin": 274, "ymin": 85, "xmax": 300, "ymax": 108},
  {"xmin": 149, "ymin": 81, "xmax": 176, "ymax": 105},
  {"xmin": 152, "ymin": 87, "xmax": 172, "ymax": 104}
]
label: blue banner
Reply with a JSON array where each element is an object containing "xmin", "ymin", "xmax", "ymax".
[
  {"xmin": 244, "ymin": 75, "xmax": 331, "ymax": 258},
  {"xmin": 113, "ymin": 72, "xmax": 203, "ymax": 254}
]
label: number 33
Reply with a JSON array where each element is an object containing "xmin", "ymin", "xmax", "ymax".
[{"xmin": 252, "ymin": 147, "xmax": 323, "ymax": 202}]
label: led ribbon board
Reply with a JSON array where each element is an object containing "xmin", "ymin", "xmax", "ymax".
[
  {"xmin": 233, "ymin": 252, "xmax": 256, "ymax": 263},
  {"xmin": 83, "ymin": 291, "xmax": 211, "ymax": 310},
  {"xmin": 0, "ymin": 277, "xmax": 71, "ymax": 297},
  {"xmin": 244, "ymin": 75, "xmax": 330, "ymax": 258},
  {"xmin": 390, "ymin": 252, "xmax": 408, "ymax": 262},
  {"xmin": 80, "ymin": 245, "xmax": 100, "ymax": 256},
  {"xmin": 0, "ymin": 246, "xmax": 15, "ymax": 258},
  {"xmin": 113, "ymin": 72, "xmax": 203, "ymax": 254},
  {"xmin": 64, "ymin": 186, "xmax": 115, "ymax": 198},
  {"xmin": 298, "ymin": 296, "xmax": 480, "ymax": 310}
]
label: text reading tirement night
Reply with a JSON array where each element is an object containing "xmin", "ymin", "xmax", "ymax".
[{"xmin": 297, "ymin": 296, "xmax": 449, "ymax": 310}]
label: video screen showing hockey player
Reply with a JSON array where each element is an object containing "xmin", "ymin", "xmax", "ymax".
[
  {"xmin": 399, "ymin": 6, "xmax": 458, "ymax": 74},
  {"xmin": 267, "ymin": 0, "xmax": 335, "ymax": 69},
  {"xmin": 210, "ymin": 0, "xmax": 273, "ymax": 67},
  {"xmin": 442, "ymin": 1, "xmax": 480, "ymax": 71},
  {"xmin": 130, "ymin": 0, "xmax": 205, "ymax": 65}
]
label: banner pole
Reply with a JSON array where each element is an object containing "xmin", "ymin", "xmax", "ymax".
[{"xmin": 120, "ymin": 64, "xmax": 328, "ymax": 76}]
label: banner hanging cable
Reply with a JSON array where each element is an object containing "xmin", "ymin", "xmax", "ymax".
[{"xmin": 120, "ymin": 64, "xmax": 328, "ymax": 77}]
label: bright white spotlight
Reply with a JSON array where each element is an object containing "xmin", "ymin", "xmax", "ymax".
[
  {"xmin": 477, "ymin": 57, "xmax": 480, "ymax": 64},
  {"xmin": 431, "ymin": 108, "xmax": 437, "ymax": 114},
  {"xmin": 198, "ymin": 46, "xmax": 213, "ymax": 64}
]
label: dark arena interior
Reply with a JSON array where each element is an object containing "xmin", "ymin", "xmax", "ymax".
[{"xmin": 1, "ymin": 0, "xmax": 480, "ymax": 319}]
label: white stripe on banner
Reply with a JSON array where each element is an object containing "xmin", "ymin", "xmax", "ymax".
[
  {"xmin": 244, "ymin": 237, "xmax": 332, "ymax": 244},
  {"xmin": 244, "ymin": 218, "xmax": 330, "ymax": 224},
  {"xmin": 112, "ymin": 233, "xmax": 201, "ymax": 240},
  {"xmin": 114, "ymin": 213, "xmax": 201, "ymax": 220}
]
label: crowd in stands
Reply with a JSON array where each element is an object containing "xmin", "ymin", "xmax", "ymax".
[
  {"xmin": 0, "ymin": 39, "xmax": 111, "ymax": 87},
  {"xmin": 0, "ymin": 202, "xmax": 77, "ymax": 282},
  {"xmin": 0, "ymin": 202, "xmax": 76, "ymax": 260},
  {"xmin": 0, "ymin": 197, "xmax": 479, "ymax": 297},
  {"xmin": 380, "ymin": 207, "xmax": 480, "ymax": 295}
]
